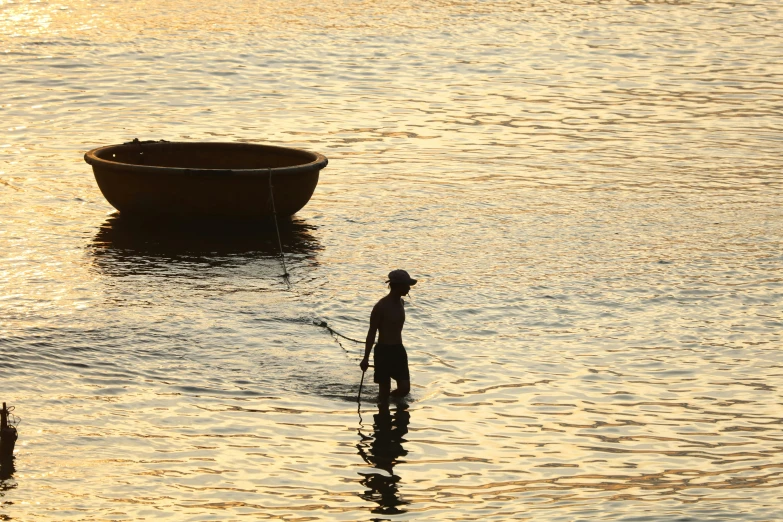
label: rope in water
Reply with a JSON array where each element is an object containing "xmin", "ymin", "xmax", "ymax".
[
  {"xmin": 315, "ymin": 319, "xmax": 371, "ymax": 407},
  {"xmin": 313, "ymin": 320, "xmax": 364, "ymax": 344},
  {"xmin": 313, "ymin": 320, "xmax": 370, "ymax": 368},
  {"xmin": 267, "ymin": 168, "xmax": 290, "ymax": 284},
  {"xmin": 265, "ymin": 173, "xmax": 367, "ymax": 403},
  {"xmin": 265, "ymin": 173, "xmax": 364, "ymax": 347}
]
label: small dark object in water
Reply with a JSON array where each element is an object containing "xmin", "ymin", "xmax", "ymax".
[
  {"xmin": 0, "ymin": 403, "xmax": 17, "ymax": 459},
  {"xmin": 84, "ymin": 141, "xmax": 328, "ymax": 219}
]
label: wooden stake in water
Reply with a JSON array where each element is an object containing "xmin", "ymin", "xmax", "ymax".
[{"xmin": 0, "ymin": 402, "xmax": 18, "ymax": 459}]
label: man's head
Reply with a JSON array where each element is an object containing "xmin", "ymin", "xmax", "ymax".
[{"xmin": 387, "ymin": 269, "xmax": 417, "ymax": 295}]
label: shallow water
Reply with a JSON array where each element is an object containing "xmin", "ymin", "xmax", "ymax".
[{"xmin": 1, "ymin": 0, "xmax": 782, "ymax": 520}]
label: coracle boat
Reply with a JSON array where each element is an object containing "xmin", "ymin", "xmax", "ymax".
[{"xmin": 84, "ymin": 140, "xmax": 328, "ymax": 219}]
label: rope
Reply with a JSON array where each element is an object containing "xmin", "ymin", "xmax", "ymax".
[
  {"xmin": 312, "ymin": 320, "xmax": 364, "ymax": 344},
  {"xmin": 267, "ymin": 168, "xmax": 290, "ymax": 285},
  {"xmin": 264, "ymin": 169, "xmax": 370, "ymax": 403},
  {"xmin": 1, "ymin": 404, "xmax": 19, "ymax": 429},
  {"xmin": 313, "ymin": 320, "xmax": 371, "ymax": 405}
]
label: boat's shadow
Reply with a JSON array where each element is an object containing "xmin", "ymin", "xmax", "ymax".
[{"xmin": 89, "ymin": 213, "xmax": 321, "ymax": 277}]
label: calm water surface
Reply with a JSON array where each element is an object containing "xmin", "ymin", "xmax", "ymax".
[{"xmin": 1, "ymin": 0, "xmax": 782, "ymax": 520}]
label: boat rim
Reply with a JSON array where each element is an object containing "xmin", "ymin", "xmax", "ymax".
[{"xmin": 84, "ymin": 141, "xmax": 328, "ymax": 176}]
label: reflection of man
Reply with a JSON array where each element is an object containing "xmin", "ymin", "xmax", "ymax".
[
  {"xmin": 360, "ymin": 269, "xmax": 418, "ymax": 405},
  {"xmin": 357, "ymin": 405, "xmax": 410, "ymax": 515}
]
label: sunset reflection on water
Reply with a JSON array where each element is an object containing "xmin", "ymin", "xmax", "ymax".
[{"xmin": 1, "ymin": 0, "xmax": 782, "ymax": 519}]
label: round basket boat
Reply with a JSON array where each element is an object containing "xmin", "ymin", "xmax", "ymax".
[{"xmin": 84, "ymin": 140, "xmax": 328, "ymax": 219}]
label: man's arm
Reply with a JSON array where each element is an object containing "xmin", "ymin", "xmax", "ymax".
[{"xmin": 360, "ymin": 304, "xmax": 381, "ymax": 372}]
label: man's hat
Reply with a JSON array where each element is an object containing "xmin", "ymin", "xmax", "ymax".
[{"xmin": 387, "ymin": 269, "xmax": 417, "ymax": 286}]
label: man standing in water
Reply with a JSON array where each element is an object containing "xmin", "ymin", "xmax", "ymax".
[{"xmin": 360, "ymin": 269, "xmax": 418, "ymax": 404}]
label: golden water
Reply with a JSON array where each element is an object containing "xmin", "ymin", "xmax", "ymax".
[{"xmin": 1, "ymin": 0, "xmax": 782, "ymax": 519}]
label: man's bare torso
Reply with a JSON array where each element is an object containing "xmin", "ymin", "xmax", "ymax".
[{"xmin": 375, "ymin": 295, "xmax": 405, "ymax": 345}]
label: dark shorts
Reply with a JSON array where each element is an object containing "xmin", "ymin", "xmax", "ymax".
[{"xmin": 373, "ymin": 343, "xmax": 410, "ymax": 384}]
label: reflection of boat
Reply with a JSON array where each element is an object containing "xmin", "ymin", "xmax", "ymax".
[
  {"xmin": 89, "ymin": 214, "xmax": 321, "ymax": 275},
  {"xmin": 84, "ymin": 141, "xmax": 328, "ymax": 219}
]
